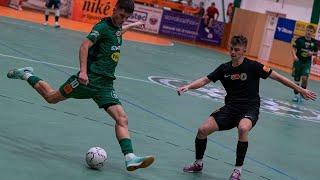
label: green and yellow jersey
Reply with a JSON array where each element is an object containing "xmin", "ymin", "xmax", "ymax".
[
  {"xmin": 86, "ymin": 17, "xmax": 122, "ymax": 80},
  {"xmin": 293, "ymin": 37, "xmax": 318, "ymax": 63}
]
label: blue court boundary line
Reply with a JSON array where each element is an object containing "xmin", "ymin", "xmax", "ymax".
[{"xmin": 1, "ymin": 41, "xmax": 297, "ymax": 180}]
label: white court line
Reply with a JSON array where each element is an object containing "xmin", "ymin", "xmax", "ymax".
[
  {"xmin": 0, "ymin": 52, "xmax": 153, "ymax": 84},
  {"xmin": 2, "ymin": 53, "xmax": 319, "ymax": 123}
]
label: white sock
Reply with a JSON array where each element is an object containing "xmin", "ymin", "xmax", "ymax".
[
  {"xmin": 125, "ymin": 153, "xmax": 136, "ymax": 161},
  {"xmin": 195, "ymin": 159, "xmax": 203, "ymax": 165},
  {"xmin": 22, "ymin": 73, "xmax": 33, "ymax": 80},
  {"xmin": 235, "ymin": 166, "xmax": 242, "ymax": 173}
]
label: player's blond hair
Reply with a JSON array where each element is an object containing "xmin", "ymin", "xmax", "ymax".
[
  {"xmin": 231, "ymin": 35, "xmax": 248, "ymax": 48},
  {"xmin": 306, "ymin": 25, "xmax": 315, "ymax": 32}
]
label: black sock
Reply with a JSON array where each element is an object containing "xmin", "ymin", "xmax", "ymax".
[
  {"xmin": 45, "ymin": 15, "xmax": 49, "ymax": 22},
  {"xmin": 235, "ymin": 141, "xmax": 248, "ymax": 166},
  {"xmin": 55, "ymin": 16, "xmax": 59, "ymax": 22},
  {"xmin": 195, "ymin": 137, "xmax": 207, "ymax": 160}
]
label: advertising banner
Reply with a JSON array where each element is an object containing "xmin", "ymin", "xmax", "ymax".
[
  {"xmin": 159, "ymin": 10, "xmax": 201, "ymax": 40},
  {"xmin": 9, "ymin": 0, "xmax": 71, "ymax": 16},
  {"xmin": 124, "ymin": 4, "xmax": 163, "ymax": 34},
  {"xmin": 196, "ymin": 19, "xmax": 224, "ymax": 45},
  {"xmin": 274, "ymin": 17, "xmax": 295, "ymax": 43},
  {"xmin": 0, "ymin": 0, "xmax": 9, "ymax": 6},
  {"xmin": 293, "ymin": 21, "xmax": 317, "ymax": 37},
  {"xmin": 71, "ymin": 0, "xmax": 116, "ymax": 24}
]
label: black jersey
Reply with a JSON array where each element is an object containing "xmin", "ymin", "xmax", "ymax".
[{"xmin": 207, "ymin": 58, "xmax": 272, "ymax": 109}]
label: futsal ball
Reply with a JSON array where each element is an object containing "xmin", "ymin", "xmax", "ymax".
[{"xmin": 85, "ymin": 147, "xmax": 107, "ymax": 169}]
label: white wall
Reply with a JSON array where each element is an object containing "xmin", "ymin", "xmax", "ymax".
[{"xmin": 241, "ymin": 0, "xmax": 314, "ymax": 22}]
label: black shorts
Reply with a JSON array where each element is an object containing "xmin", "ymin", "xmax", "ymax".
[
  {"xmin": 46, "ymin": 0, "xmax": 60, "ymax": 9},
  {"xmin": 210, "ymin": 105, "xmax": 259, "ymax": 131}
]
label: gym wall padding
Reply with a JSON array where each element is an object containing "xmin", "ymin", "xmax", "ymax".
[{"xmin": 229, "ymin": 8, "xmax": 267, "ymax": 57}]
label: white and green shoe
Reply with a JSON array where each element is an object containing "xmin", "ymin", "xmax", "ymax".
[
  {"xmin": 7, "ymin": 67, "xmax": 34, "ymax": 80},
  {"xmin": 292, "ymin": 94, "xmax": 300, "ymax": 102},
  {"xmin": 125, "ymin": 154, "xmax": 155, "ymax": 171}
]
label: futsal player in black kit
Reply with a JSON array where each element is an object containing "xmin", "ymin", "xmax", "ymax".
[{"xmin": 177, "ymin": 35, "xmax": 317, "ymax": 180}]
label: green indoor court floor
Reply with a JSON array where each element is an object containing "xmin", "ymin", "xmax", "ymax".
[{"xmin": 0, "ymin": 16, "xmax": 320, "ymax": 180}]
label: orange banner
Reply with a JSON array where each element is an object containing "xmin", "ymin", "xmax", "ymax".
[
  {"xmin": 0, "ymin": 0, "xmax": 9, "ymax": 6},
  {"xmin": 71, "ymin": 0, "xmax": 117, "ymax": 24}
]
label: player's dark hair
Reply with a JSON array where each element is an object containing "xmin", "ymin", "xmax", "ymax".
[
  {"xmin": 116, "ymin": 0, "xmax": 135, "ymax": 14},
  {"xmin": 306, "ymin": 25, "xmax": 315, "ymax": 32},
  {"xmin": 231, "ymin": 35, "xmax": 248, "ymax": 47}
]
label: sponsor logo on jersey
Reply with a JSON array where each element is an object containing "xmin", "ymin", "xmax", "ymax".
[
  {"xmin": 111, "ymin": 90, "xmax": 118, "ymax": 99},
  {"xmin": 111, "ymin": 52, "xmax": 120, "ymax": 62},
  {"xmin": 240, "ymin": 73, "xmax": 247, "ymax": 80},
  {"xmin": 224, "ymin": 73, "xmax": 247, "ymax": 81},
  {"xmin": 116, "ymin": 31, "xmax": 121, "ymax": 37},
  {"xmin": 111, "ymin": 46, "xmax": 121, "ymax": 51},
  {"xmin": 148, "ymin": 76, "xmax": 320, "ymax": 122},
  {"xmin": 90, "ymin": 30, "xmax": 100, "ymax": 38}
]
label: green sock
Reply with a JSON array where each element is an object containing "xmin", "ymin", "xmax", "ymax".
[
  {"xmin": 119, "ymin": 138, "xmax": 133, "ymax": 155},
  {"xmin": 27, "ymin": 76, "xmax": 42, "ymax": 87}
]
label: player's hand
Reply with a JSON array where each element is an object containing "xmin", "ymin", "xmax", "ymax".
[
  {"xmin": 300, "ymin": 89, "xmax": 317, "ymax": 101},
  {"xmin": 177, "ymin": 85, "xmax": 189, "ymax": 96},
  {"xmin": 307, "ymin": 51, "xmax": 314, "ymax": 57},
  {"xmin": 78, "ymin": 72, "xmax": 89, "ymax": 85},
  {"xmin": 131, "ymin": 21, "xmax": 145, "ymax": 29}
]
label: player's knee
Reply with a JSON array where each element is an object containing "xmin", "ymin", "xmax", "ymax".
[
  {"xmin": 238, "ymin": 123, "xmax": 251, "ymax": 134},
  {"xmin": 44, "ymin": 93, "xmax": 59, "ymax": 104},
  {"xmin": 45, "ymin": 96, "xmax": 58, "ymax": 104},
  {"xmin": 116, "ymin": 114, "xmax": 128, "ymax": 127}
]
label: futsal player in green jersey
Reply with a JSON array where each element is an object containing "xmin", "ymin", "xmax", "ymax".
[
  {"xmin": 291, "ymin": 25, "xmax": 318, "ymax": 102},
  {"xmin": 7, "ymin": 0, "xmax": 155, "ymax": 171}
]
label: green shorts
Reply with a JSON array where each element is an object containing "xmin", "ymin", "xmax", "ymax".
[
  {"xmin": 292, "ymin": 60, "xmax": 311, "ymax": 79},
  {"xmin": 59, "ymin": 72, "xmax": 121, "ymax": 108}
]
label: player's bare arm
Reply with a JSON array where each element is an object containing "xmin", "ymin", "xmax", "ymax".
[
  {"xmin": 269, "ymin": 71, "xmax": 317, "ymax": 100},
  {"xmin": 307, "ymin": 50, "xmax": 318, "ymax": 57},
  {"xmin": 121, "ymin": 21, "xmax": 145, "ymax": 34},
  {"xmin": 78, "ymin": 39, "xmax": 94, "ymax": 85},
  {"xmin": 177, "ymin": 76, "xmax": 211, "ymax": 95},
  {"xmin": 292, "ymin": 47, "xmax": 298, "ymax": 61}
]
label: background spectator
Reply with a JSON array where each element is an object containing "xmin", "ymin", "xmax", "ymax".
[
  {"xmin": 204, "ymin": 2, "xmax": 219, "ymax": 32},
  {"xmin": 226, "ymin": 2, "xmax": 234, "ymax": 23},
  {"xmin": 195, "ymin": 1, "xmax": 205, "ymax": 18}
]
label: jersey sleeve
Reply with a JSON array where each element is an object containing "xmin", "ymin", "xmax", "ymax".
[
  {"xmin": 207, "ymin": 64, "xmax": 223, "ymax": 82},
  {"xmin": 254, "ymin": 61, "xmax": 272, "ymax": 79},
  {"xmin": 86, "ymin": 23, "xmax": 106, "ymax": 44}
]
